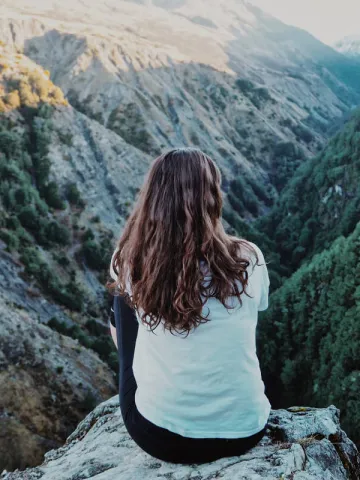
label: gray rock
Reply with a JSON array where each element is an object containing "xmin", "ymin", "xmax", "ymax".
[{"xmin": 3, "ymin": 397, "xmax": 359, "ymax": 480}]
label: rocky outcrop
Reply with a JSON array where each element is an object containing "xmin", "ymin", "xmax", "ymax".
[{"xmin": 3, "ymin": 395, "xmax": 360, "ymax": 480}]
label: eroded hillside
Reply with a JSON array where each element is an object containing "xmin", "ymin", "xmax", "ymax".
[
  {"xmin": 1, "ymin": 0, "xmax": 360, "ymax": 219},
  {"xmin": 0, "ymin": 48, "xmax": 146, "ymax": 471},
  {"xmin": 0, "ymin": 250, "xmax": 116, "ymax": 471}
]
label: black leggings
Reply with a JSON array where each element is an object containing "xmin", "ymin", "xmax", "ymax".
[{"xmin": 111, "ymin": 294, "xmax": 267, "ymax": 464}]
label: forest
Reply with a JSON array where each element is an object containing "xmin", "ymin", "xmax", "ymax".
[{"xmin": 257, "ymin": 222, "xmax": 360, "ymax": 445}]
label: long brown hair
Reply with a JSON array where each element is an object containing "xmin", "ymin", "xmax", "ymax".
[{"xmin": 106, "ymin": 147, "xmax": 259, "ymax": 336}]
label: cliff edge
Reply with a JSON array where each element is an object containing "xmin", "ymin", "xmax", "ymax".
[{"xmin": 2, "ymin": 396, "xmax": 360, "ymax": 480}]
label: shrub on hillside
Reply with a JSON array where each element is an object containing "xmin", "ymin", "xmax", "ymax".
[
  {"xmin": 235, "ymin": 78, "xmax": 254, "ymax": 93},
  {"xmin": 45, "ymin": 221, "xmax": 71, "ymax": 245},
  {"xmin": 66, "ymin": 182, "xmax": 86, "ymax": 208},
  {"xmin": 18, "ymin": 205, "xmax": 42, "ymax": 231},
  {"xmin": 4, "ymin": 90, "xmax": 21, "ymax": 109},
  {"xmin": 292, "ymin": 123, "xmax": 314, "ymax": 144},
  {"xmin": 42, "ymin": 181, "xmax": 65, "ymax": 210},
  {"xmin": 82, "ymin": 238, "xmax": 107, "ymax": 270},
  {"xmin": 0, "ymin": 229, "xmax": 19, "ymax": 251}
]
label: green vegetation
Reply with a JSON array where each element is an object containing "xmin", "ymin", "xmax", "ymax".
[
  {"xmin": 66, "ymin": 90, "xmax": 104, "ymax": 124},
  {"xmin": 224, "ymin": 164, "xmax": 274, "ymax": 223},
  {"xmin": 235, "ymin": 78, "xmax": 274, "ymax": 109},
  {"xmin": 257, "ymin": 108, "xmax": 360, "ymax": 279},
  {"xmin": 0, "ymin": 60, "xmax": 113, "ymax": 319},
  {"xmin": 20, "ymin": 247, "xmax": 84, "ymax": 311},
  {"xmin": 235, "ymin": 78, "xmax": 255, "ymax": 93},
  {"xmin": 229, "ymin": 176, "xmax": 259, "ymax": 216},
  {"xmin": 209, "ymin": 85, "xmax": 228, "ymax": 111},
  {"xmin": 223, "ymin": 206, "xmax": 260, "ymax": 240},
  {"xmin": 48, "ymin": 317, "xmax": 118, "ymax": 372},
  {"xmin": 107, "ymin": 102, "xmax": 158, "ymax": 154},
  {"xmin": 270, "ymin": 141, "xmax": 305, "ymax": 192},
  {"xmin": 81, "ymin": 228, "xmax": 111, "ymax": 271},
  {"xmin": 0, "ymin": 110, "xmax": 73, "ymax": 250},
  {"xmin": 280, "ymin": 118, "xmax": 315, "ymax": 143},
  {"xmin": 79, "ymin": 390, "xmax": 98, "ymax": 412},
  {"xmin": 291, "ymin": 123, "xmax": 314, "ymax": 144},
  {"xmin": 250, "ymin": 88, "xmax": 274, "ymax": 109},
  {"xmin": 258, "ymin": 222, "xmax": 360, "ymax": 445},
  {"xmin": 0, "ymin": 53, "xmax": 122, "ymax": 380},
  {"xmin": 66, "ymin": 182, "xmax": 86, "ymax": 208}
]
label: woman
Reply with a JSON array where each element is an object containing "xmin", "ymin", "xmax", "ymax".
[{"xmin": 106, "ymin": 147, "xmax": 271, "ymax": 464}]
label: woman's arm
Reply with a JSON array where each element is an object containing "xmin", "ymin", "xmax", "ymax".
[
  {"xmin": 108, "ymin": 247, "xmax": 134, "ymax": 349},
  {"xmin": 109, "ymin": 304, "xmax": 118, "ymax": 349}
]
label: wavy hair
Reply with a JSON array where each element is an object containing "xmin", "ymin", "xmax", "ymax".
[{"xmin": 106, "ymin": 147, "xmax": 260, "ymax": 336}]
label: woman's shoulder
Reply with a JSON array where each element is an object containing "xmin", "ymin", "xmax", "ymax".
[
  {"xmin": 231, "ymin": 237, "xmax": 265, "ymax": 264},
  {"xmin": 243, "ymin": 240, "xmax": 265, "ymax": 259}
]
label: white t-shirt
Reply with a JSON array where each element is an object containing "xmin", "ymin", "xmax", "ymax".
[{"xmin": 109, "ymin": 241, "xmax": 271, "ymax": 438}]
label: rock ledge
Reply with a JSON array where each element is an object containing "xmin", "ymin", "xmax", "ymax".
[{"xmin": 2, "ymin": 396, "xmax": 360, "ymax": 480}]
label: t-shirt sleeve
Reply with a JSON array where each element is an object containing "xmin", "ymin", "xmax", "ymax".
[
  {"xmin": 246, "ymin": 241, "xmax": 270, "ymax": 312},
  {"xmin": 257, "ymin": 248, "xmax": 270, "ymax": 312}
]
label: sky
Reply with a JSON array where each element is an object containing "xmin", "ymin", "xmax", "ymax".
[{"xmin": 248, "ymin": 0, "xmax": 360, "ymax": 45}]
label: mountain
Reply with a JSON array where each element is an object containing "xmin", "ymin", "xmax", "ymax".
[
  {"xmin": 335, "ymin": 35, "xmax": 360, "ymax": 60},
  {"xmin": 1, "ymin": 0, "xmax": 360, "ymax": 220}
]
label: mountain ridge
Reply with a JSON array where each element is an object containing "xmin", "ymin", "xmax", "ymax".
[{"xmin": 335, "ymin": 35, "xmax": 360, "ymax": 60}]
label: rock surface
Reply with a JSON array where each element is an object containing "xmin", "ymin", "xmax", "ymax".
[{"xmin": 3, "ymin": 395, "xmax": 360, "ymax": 480}]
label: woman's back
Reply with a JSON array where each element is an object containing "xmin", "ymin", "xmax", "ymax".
[{"xmin": 110, "ymin": 240, "xmax": 271, "ymax": 438}]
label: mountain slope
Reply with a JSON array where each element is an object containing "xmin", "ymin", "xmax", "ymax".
[
  {"xmin": 254, "ymin": 107, "xmax": 360, "ymax": 288},
  {"xmin": 0, "ymin": 251, "xmax": 116, "ymax": 472},
  {"xmin": 0, "ymin": 47, "xmax": 147, "ymax": 470},
  {"xmin": 257, "ymin": 221, "xmax": 360, "ymax": 448},
  {"xmin": 1, "ymin": 0, "xmax": 360, "ymax": 219},
  {"xmin": 0, "ymin": 46, "xmax": 151, "ymax": 313}
]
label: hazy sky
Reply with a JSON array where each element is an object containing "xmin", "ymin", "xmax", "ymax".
[{"xmin": 249, "ymin": 0, "xmax": 360, "ymax": 45}]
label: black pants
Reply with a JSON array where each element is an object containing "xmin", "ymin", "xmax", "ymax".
[{"xmin": 111, "ymin": 294, "xmax": 267, "ymax": 464}]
